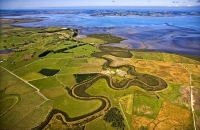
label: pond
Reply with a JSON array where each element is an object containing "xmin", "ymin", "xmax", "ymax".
[{"xmin": 0, "ymin": 49, "xmax": 14, "ymax": 54}]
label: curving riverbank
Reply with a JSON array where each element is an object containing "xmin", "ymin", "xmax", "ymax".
[{"xmin": 33, "ymin": 45, "xmax": 168, "ymax": 129}]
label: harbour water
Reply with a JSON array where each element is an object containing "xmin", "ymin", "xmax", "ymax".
[{"xmin": 2, "ymin": 7, "xmax": 200, "ymax": 56}]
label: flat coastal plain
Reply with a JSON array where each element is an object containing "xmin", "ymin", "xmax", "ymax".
[{"xmin": 0, "ymin": 18, "xmax": 200, "ymax": 130}]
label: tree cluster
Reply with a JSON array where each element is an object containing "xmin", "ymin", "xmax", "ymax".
[
  {"xmin": 38, "ymin": 50, "xmax": 52, "ymax": 57},
  {"xmin": 103, "ymin": 107, "xmax": 125, "ymax": 130}
]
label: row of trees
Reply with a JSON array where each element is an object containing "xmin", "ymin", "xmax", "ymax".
[{"xmin": 38, "ymin": 43, "xmax": 86, "ymax": 57}]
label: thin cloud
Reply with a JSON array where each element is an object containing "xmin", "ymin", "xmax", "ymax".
[{"xmin": 197, "ymin": 0, "xmax": 200, "ymax": 2}]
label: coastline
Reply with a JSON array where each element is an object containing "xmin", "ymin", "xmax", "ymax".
[
  {"xmin": 0, "ymin": 18, "xmax": 43, "ymax": 27},
  {"xmin": 1, "ymin": 16, "xmax": 200, "ymax": 57}
]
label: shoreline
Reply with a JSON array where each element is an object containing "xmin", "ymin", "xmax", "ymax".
[
  {"xmin": 0, "ymin": 18, "xmax": 43, "ymax": 27},
  {"xmin": 1, "ymin": 18, "xmax": 200, "ymax": 57}
]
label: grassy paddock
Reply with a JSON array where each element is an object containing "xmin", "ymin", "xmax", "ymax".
[
  {"xmin": 56, "ymin": 74, "xmax": 76, "ymax": 88},
  {"xmin": 0, "ymin": 97, "xmax": 18, "ymax": 116},
  {"xmin": 131, "ymin": 50, "xmax": 200, "ymax": 64},
  {"xmin": 29, "ymin": 75, "xmax": 103, "ymax": 118},
  {"xmin": 13, "ymin": 58, "xmax": 70, "ymax": 78},
  {"xmin": 132, "ymin": 94, "xmax": 163, "ymax": 119},
  {"xmin": 22, "ymin": 72, "xmax": 45, "ymax": 81},
  {"xmin": 86, "ymin": 78, "xmax": 148, "ymax": 106},
  {"xmin": 66, "ymin": 44, "xmax": 98, "ymax": 57},
  {"xmin": 59, "ymin": 67, "xmax": 80, "ymax": 74},
  {"xmin": 0, "ymin": 67, "xmax": 52, "ymax": 130},
  {"xmin": 79, "ymin": 37, "xmax": 105, "ymax": 45},
  {"xmin": 158, "ymin": 83, "xmax": 182, "ymax": 102},
  {"xmin": 44, "ymin": 53, "xmax": 74, "ymax": 58},
  {"xmin": 85, "ymin": 117, "xmax": 106, "ymax": 130},
  {"xmin": 52, "ymin": 95, "xmax": 102, "ymax": 118},
  {"xmin": 0, "ymin": 68, "xmax": 35, "ymax": 94},
  {"xmin": 87, "ymin": 34, "xmax": 125, "ymax": 44},
  {"xmin": 29, "ymin": 77, "xmax": 63, "ymax": 90},
  {"xmin": 80, "ymin": 63, "xmax": 102, "ymax": 73}
]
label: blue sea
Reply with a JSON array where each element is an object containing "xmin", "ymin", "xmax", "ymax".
[
  {"xmin": 3, "ymin": 10, "xmax": 200, "ymax": 30},
  {"xmin": 2, "ymin": 7, "xmax": 200, "ymax": 56}
]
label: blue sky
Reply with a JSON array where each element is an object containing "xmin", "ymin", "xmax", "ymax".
[{"xmin": 1, "ymin": 0, "xmax": 200, "ymax": 9}]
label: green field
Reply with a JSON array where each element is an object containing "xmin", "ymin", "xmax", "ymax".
[
  {"xmin": 52, "ymin": 95, "xmax": 102, "ymax": 118},
  {"xmin": 132, "ymin": 51, "xmax": 200, "ymax": 64},
  {"xmin": 132, "ymin": 95, "xmax": 163, "ymax": 119},
  {"xmin": 87, "ymin": 34, "xmax": 125, "ymax": 44},
  {"xmin": 66, "ymin": 44, "xmax": 98, "ymax": 56},
  {"xmin": 56, "ymin": 74, "xmax": 77, "ymax": 88},
  {"xmin": 29, "ymin": 75, "xmax": 103, "ymax": 118},
  {"xmin": 85, "ymin": 118, "xmax": 107, "ymax": 130},
  {"xmin": 79, "ymin": 37, "xmax": 105, "ymax": 45},
  {"xmin": 0, "ymin": 97, "xmax": 18, "ymax": 116},
  {"xmin": 0, "ymin": 67, "xmax": 52, "ymax": 129}
]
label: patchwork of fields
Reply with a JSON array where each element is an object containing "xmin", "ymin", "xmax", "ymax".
[{"xmin": 0, "ymin": 24, "xmax": 200, "ymax": 130}]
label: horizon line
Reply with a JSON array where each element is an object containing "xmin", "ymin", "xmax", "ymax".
[{"xmin": 1, "ymin": 5, "xmax": 200, "ymax": 10}]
